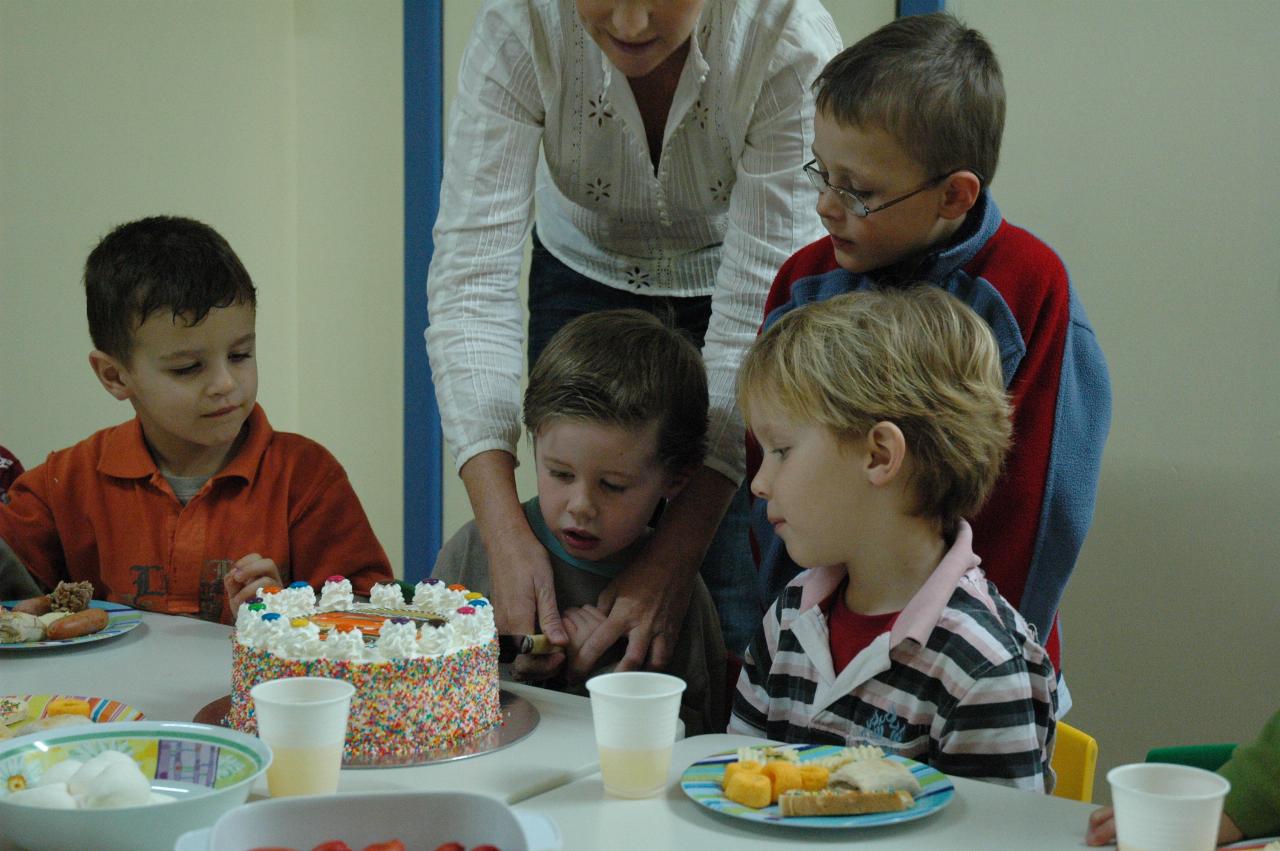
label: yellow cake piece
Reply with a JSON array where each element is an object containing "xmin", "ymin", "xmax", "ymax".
[
  {"xmin": 723, "ymin": 771, "xmax": 772, "ymax": 809},
  {"xmin": 722, "ymin": 759, "xmax": 763, "ymax": 788},
  {"xmin": 761, "ymin": 760, "xmax": 803, "ymax": 804},
  {"xmin": 45, "ymin": 697, "xmax": 92, "ymax": 718},
  {"xmin": 799, "ymin": 764, "xmax": 830, "ymax": 791}
]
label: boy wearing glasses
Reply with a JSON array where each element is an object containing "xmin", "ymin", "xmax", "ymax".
[{"xmin": 750, "ymin": 13, "xmax": 1110, "ymax": 695}]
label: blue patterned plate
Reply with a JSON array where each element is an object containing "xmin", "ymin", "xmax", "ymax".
[
  {"xmin": 680, "ymin": 744, "xmax": 955, "ymax": 829},
  {"xmin": 0, "ymin": 600, "xmax": 142, "ymax": 650}
]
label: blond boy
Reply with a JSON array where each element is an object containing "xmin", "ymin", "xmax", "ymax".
[{"xmin": 730, "ymin": 287, "xmax": 1057, "ymax": 792}]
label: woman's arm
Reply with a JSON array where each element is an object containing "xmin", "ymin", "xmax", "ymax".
[{"xmin": 424, "ymin": 6, "xmax": 567, "ymax": 675}]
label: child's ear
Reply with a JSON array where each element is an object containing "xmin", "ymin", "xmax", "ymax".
[
  {"xmin": 937, "ymin": 170, "xmax": 982, "ymax": 221},
  {"xmin": 661, "ymin": 465, "xmax": 695, "ymax": 501},
  {"xmin": 864, "ymin": 421, "xmax": 907, "ymax": 486},
  {"xmin": 88, "ymin": 350, "xmax": 133, "ymax": 401}
]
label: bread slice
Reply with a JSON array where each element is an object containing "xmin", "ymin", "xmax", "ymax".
[
  {"xmin": 778, "ymin": 788, "xmax": 915, "ymax": 817},
  {"xmin": 830, "ymin": 757, "xmax": 923, "ymax": 795}
]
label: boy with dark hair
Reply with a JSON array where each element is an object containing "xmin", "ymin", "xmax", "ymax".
[
  {"xmin": 433, "ymin": 309, "xmax": 727, "ymax": 733},
  {"xmin": 732, "ymin": 287, "xmax": 1057, "ymax": 791},
  {"xmin": 751, "ymin": 12, "xmax": 1110, "ymax": 684},
  {"xmin": 0, "ymin": 216, "xmax": 393, "ymax": 621}
]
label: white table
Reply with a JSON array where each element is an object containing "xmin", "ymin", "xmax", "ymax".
[
  {"xmin": 5, "ymin": 612, "xmax": 1103, "ymax": 849},
  {"xmin": 514, "ymin": 733, "xmax": 1099, "ymax": 850},
  {"xmin": 1, "ymin": 611, "xmax": 601, "ymax": 804}
]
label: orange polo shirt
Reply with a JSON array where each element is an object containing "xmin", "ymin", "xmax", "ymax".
[{"xmin": 0, "ymin": 404, "xmax": 393, "ymax": 622}]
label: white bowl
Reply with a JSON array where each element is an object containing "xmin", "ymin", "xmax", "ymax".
[
  {"xmin": 176, "ymin": 790, "xmax": 560, "ymax": 851},
  {"xmin": 0, "ymin": 720, "xmax": 270, "ymax": 851}
]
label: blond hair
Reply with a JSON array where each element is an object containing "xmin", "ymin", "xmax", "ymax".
[
  {"xmin": 814, "ymin": 12, "xmax": 1004, "ymax": 186},
  {"xmin": 524, "ymin": 309, "xmax": 708, "ymax": 474},
  {"xmin": 738, "ymin": 287, "xmax": 1011, "ymax": 526}
]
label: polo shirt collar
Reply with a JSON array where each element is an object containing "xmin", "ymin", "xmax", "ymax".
[
  {"xmin": 788, "ymin": 521, "xmax": 982, "ymax": 707},
  {"xmin": 98, "ymin": 404, "xmax": 273, "ymax": 486}
]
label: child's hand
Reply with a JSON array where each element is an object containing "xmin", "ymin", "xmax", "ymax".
[
  {"xmin": 223, "ymin": 553, "xmax": 284, "ymax": 613},
  {"xmin": 1084, "ymin": 806, "xmax": 1116, "ymax": 845},
  {"xmin": 561, "ymin": 604, "xmax": 609, "ymax": 678}
]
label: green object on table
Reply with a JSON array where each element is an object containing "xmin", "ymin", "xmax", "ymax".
[{"xmin": 1145, "ymin": 743, "xmax": 1237, "ymax": 772}]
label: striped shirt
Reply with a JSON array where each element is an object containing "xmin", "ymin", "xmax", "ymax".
[
  {"xmin": 425, "ymin": 0, "xmax": 841, "ymax": 483},
  {"xmin": 729, "ymin": 522, "xmax": 1058, "ymax": 792}
]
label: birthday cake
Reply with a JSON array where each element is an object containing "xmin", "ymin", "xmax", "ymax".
[{"xmin": 226, "ymin": 577, "xmax": 501, "ymax": 762}]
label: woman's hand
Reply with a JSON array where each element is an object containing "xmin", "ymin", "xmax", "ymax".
[
  {"xmin": 569, "ymin": 467, "xmax": 734, "ymax": 678},
  {"xmin": 460, "ymin": 450, "xmax": 568, "ymax": 680},
  {"xmin": 483, "ymin": 521, "xmax": 566, "ymax": 680},
  {"xmin": 224, "ymin": 554, "xmax": 284, "ymax": 612},
  {"xmin": 1085, "ymin": 805, "xmax": 1243, "ymax": 846}
]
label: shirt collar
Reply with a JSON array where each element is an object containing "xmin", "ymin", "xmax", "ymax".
[
  {"xmin": 793, "ymin": 520, "xmax": 981, "ymax": 648},
  {"xmin": 98, "ymin": 404, "xmax": 273, "ymax": 486}
]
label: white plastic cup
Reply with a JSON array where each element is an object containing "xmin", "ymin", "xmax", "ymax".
[
  {"xmin": 1107, "ymin": 763, "xmax": 1230, "ymax": 851},
  {"xmin": 250, "ymin": 676, "xmax": 354, "ymax": 797},
  {"xmin": 586, "ymin": 671, "xmax": 686, "ymax": 798}
]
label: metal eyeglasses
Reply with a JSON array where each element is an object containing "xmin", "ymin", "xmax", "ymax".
[{"xmin": 802, "ymin": 159, "xmax": 961, "ymax": 218}]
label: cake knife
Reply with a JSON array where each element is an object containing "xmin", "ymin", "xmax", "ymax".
[{"xmin": 497, "ymin": 633, "xmax": 557, "ymax": 662}]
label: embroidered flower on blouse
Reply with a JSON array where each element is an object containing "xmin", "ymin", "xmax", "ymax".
[
  {"xmin": 625, "ymin": 266, "xmax": 651, "ymax": 289},
  {"xmin": 709, "ymin": 178, "xmax": 731, "ymax": 203},
  {"xmin": 692, "ymin": 99, "xmax": 710, "ymax": 130},
  {"xmin": 698, "ymin": 23, "xmax": 712, "ymax": 45},
  {"xmin": 586, "ymin": 178, "xmax": 611, "ymax": 202},
  {"xmin": 587, "ymin": 94, "xmax": 614, "ymax": 127}
]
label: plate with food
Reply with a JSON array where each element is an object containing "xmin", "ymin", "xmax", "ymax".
[
  {"xmin": 680, "ymin": 743, "xmax": 955, "ymax": 829},
  {"xmin": 0, "ymin": 694, "xmax": 144, "ymax": 741},
  {"xmin": 1, "ymin": 582, "xmax": 142, "ymax": 650}
]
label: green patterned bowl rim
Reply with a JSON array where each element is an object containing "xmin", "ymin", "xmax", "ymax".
[{"xmin": 0, "ymin": 720, "xmax": 271, "ymax": 799}]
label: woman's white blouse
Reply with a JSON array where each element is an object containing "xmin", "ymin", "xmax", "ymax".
[{"xmin": 425, "ymin": 0, "xmax": 841, "ymax": 483}]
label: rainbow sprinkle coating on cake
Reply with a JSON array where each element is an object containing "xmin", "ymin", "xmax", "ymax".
[{"xmin": 226, "ymin": 577, "xmax": 501, "ymax": 762}]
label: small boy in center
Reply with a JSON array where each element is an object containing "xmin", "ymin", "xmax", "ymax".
[
  {"xmin": 432, "ymin": 309, "xmax": 727, "ymax": 734},
  {"xmin": 730, "ymin": 287, "xmax": 1057, "ymax": 792}
]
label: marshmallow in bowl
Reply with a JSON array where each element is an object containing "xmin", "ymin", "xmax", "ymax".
[
  {"xmin": 6, "ymin": 783, "xmax": 78, "ymax": 809},
  {"xmin": 7, "ymin": 749, "xmax": 175, "ymax": 809}
]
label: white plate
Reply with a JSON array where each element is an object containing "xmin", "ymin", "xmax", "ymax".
[
  {"xmin": 680, "ymin": 744, "xmax": 956, "ymax": 829},
  {"xmin": 0, "ymin": 600, "xmax": 142, "ymax": 650}
]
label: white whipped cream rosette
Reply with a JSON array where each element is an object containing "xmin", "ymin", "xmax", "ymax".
[
  {"xmin": 321, "ymin": 626, "xmax": 367, "ymax": 661},
  {"xmin": 412, "ymin": 580, "xmax": 438, "ymax": 607},
  {"xmin": 239, "ymin": 611, "xmax": 286, "ymax": 648},
  {"xmin": 260, "ymin": 586, "xmax": 315, "ymax": 619},
  {"xmin": 453, "ymin": 608, "xmax": 492, "ymax": 645},
  {"xmin": 376, "ymin": 619, "xmax": 420, "ymax": 659},
  {"xmin": 417, "ymin": 620, "xmax": 456, "ymax": 656},
  {"xmin": 318, "ymin": 576, "xmax": 355, "ymax": 611},
  {"xmin": 369, "ymin": 582, "xmax": 406, "ymax": 609},
  {"xmin": 281, "ymin": 618, "xmax": 325, "ymax": 660}
]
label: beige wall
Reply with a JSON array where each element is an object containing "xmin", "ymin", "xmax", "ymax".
[
  {"xmin": 4, "ymin": 0, "xmax": 1276, "ymax": 809},
  {"xmin": 0, "ymin": 0, "xmax": 404, "ymax": 572}
]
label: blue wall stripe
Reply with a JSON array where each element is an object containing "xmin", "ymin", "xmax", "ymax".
[
  {"xmin": 897, "ymin": 0, "xmax": 944, "ymax": 15},
  {"xmin": 403, "ymin": 0, "xmax": 443, "ymax": 582}
]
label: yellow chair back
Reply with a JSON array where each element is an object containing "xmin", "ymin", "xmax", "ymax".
[{"xmin": 1050, "ymin": 721, "xmax": 1099, "ymax": 802}]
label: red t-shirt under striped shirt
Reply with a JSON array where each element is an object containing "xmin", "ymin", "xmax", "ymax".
[{"xmin": 824, "ymin": 580, "xmax": 899, "ymax": 673}]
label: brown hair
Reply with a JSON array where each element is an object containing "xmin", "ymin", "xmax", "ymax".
[
  {"xmin": 738, "ymin": 286, "xmax": 1011, "ymax": 527},
  {"xmin": 85, "ymin": 216, "xmax": 256, "ymax": 362},
  {"xmin": 814, "ymin": 12, "xmax": 1004, "ymax": 185},
  {"xmin": 524, "ymin": 310, "xmax": 708, "ymax": 474}
]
